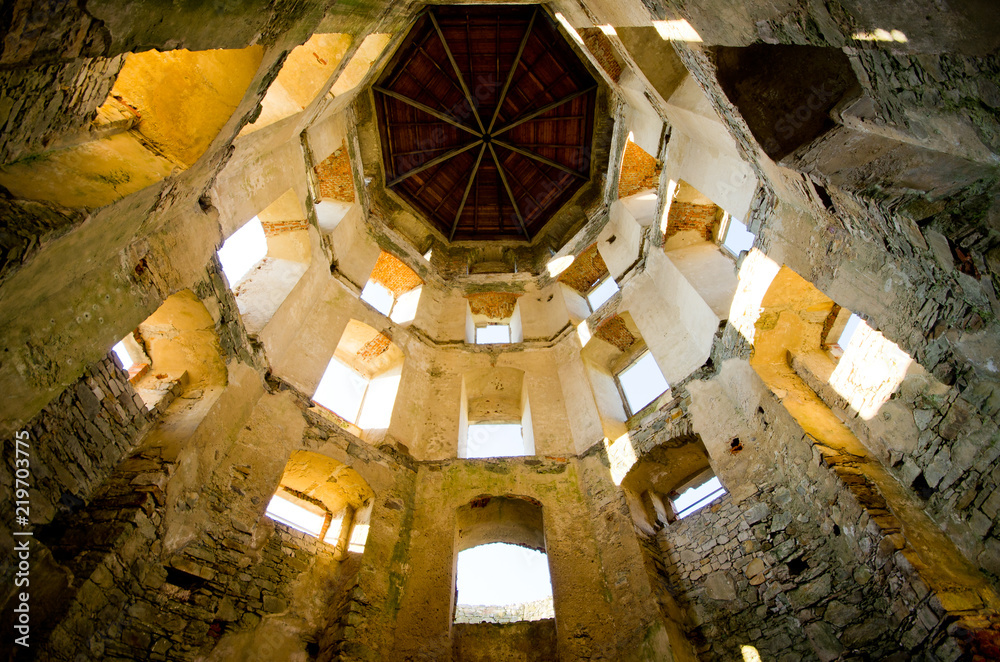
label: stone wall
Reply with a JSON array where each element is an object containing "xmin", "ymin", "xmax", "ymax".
[
  {"xmin": 454, "ymin": 596, "xmax": 554, "ymax": 624},
  {"xmin": 0, "ymin": 355, "xmax": 153, "ymax": 545},
  {"xmin": 0, "ymin": 55, "xmax": 124, "ymax": 164},
  {"xmin": 452, "ymin": 619, "xmax": 559, "ymax": 662},
  {"xmin": 660, "ymin": 477, "xmax": 959, "ymax": 661}
]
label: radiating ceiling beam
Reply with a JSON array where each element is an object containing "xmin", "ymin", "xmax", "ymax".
[
  {"xmin": 374, "ymin": 86, "xmax": 481, "ymax": 137},
  {"xmin": 387, "ymin": 140, "xmax": 482, "ymax": 187},
  {"xmin": 489, "ymin": 144, "xmax": 530, "ymax": 239},
  {"xmin": 493, "ymin": 139, "xmax": 588, "ymax": 179},
  {"xmin": 487, "ymin": 8, "xmax": 537, "ymax": 133},
  {"xmin": 493, "ymin": 85, "xmax": 596, "ymax": 135},
  {"xmin": 450, "ymin": 143, "xmax": 487, "ymax": 241},
  {"xmin": 429, "ymin": 11, "xmax": 485, "ymax": 133}
]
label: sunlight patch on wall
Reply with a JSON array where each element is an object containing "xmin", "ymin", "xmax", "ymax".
[
  {"xmin": 829, "ymin": 317, "xmax": 913, "ymax": 420},
  {"xmin": 652, "ymin": 19, "xmax": 702, "ymax": 42},
  {"xmin": 728, "ymin": 248, "xmax": 781, "ymax": 345}
]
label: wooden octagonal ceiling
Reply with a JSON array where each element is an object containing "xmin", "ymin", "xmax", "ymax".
[{"xmin": 374, "ymin": 5, "xmax": 596, "ymax": 242}]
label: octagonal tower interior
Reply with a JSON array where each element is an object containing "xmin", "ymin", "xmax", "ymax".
[{"xmin": 2, "ymin": 1, "xmax": 1000, "ymax": 661}]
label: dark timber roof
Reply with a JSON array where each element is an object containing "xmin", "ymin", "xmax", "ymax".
[{"xmin": 374, "ymin": 5, "xmax": 597, "ymax": 242}]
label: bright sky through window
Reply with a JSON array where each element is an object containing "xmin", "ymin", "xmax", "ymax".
[
  {"xmin": 360, "ymin": 280, "xmax": 395, "ymax": 316},
  {"xmin": 466, "ymin": 423, "xmax": 524, "ymax": 458},
  {"xmin": 673, "ymin": 475, "xmax": 726, "ymax": 519},
  {"xmin": 456, "ymin": 543, "xmax": 553, "ymax": 607},
  {"xmin": 218, "ymin": 216, "xmax": 267, "ymax": 285},
  {"xmin": 722, "ymin": 217, "xmax": 755, "ymax": 255},
  {"xmin": 618, "ymin": 352, "xmax": 669, "ymax": 413},
  {"xmin": 476, "ymin": 324, "xmax": 511, "ymax": 344},
  {"xmin": 838, "ymin": 313, "xmax": 863, "ymax": 349},
  {"xmin": 587, "ymin": 277, "xmax": 619, "ymax": 311},
  {"xmin": 265, "ymin": 494, "xmax": 324, "ymax": 536},
  {"xmin": 313, "ymin": 357, "xmax": 369, "ymax": 423},
  {"xmin": 112, "ymin": 340, "xmax": 134, "ymax": 370}
]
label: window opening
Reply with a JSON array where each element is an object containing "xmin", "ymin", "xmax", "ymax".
[
  {"xmin": 721, "ymin": 215, "xmax": 755, "ymax": 255},
  {"xmin": 313, "ymin": 356, "xmax": 370, "ymax": 424},
  {"xmin": 454, "ymin": 542, "xmax": 554, "ymax": 622},
  {"xmin": 475, "ymin": 324, "xmax": 511, "ymax": 344},
  {"xmin": 360, "ymin": 279, "xmax": 395, "ymax": 316},
  {"xmin": 265, "ymin": 494, "xmax": 325, "ymax": 536},
  {"xmin": 837, "ymin": 312, "xmax": 862, "ymax": 349},
  {"xmin": 617, "ymin": 351, "xmax": 669, "ymax": 414},
  {"xmin": 587, "ymin": 277, "xmax": 620, "ymax": 311},
  {"xmin": 672, "ymin": 474, "xmax": 726, "ymax": 519},
  {"xmin": 218, "ymin": 216, "xmax": 267, "ymax": 285},
  {"xmin": 112, "ymin": 339, "xmax": 135, "ymax": 371},
  {"xmin": 466, "ymin": 423, "xmax": 525, "ymax": 458}
]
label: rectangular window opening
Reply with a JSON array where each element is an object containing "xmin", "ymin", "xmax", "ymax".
[
  {"xmin": 672, "ymin": 475, "xmax": 726, "ymax": 519},
  {"xmin": 587, "ymin": 277, "xmax": 619, "ymax": 312},
  {"xmin": 218, "ymin": 216, "xmax": 267, "ymax": 286},
  {"xmin": 721, "ymin": 216, "xmax": 755, "ymax": 255},
  {"xmin": 476, "ymin": 324, "xmax": 511, "ymax": 344},
  {"xmin": 312, "ymin": 357, "xmax": 370, "ymax": 424},
  {"xmin": 360, "ymin": 279, "xmax": 395, "ymax": 317},
  {"xmin": 617, "ymin": 351, "xmax": 669, "ymax": 415},
  {"xmin": 465, "ymin": 423, "xmax": 525, "ymax": 458},
  {"xmin": 265, "ymin": 494, "xmax": 325, "ymax": 536}
]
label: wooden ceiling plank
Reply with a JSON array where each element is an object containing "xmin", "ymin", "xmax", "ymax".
[
  {"xmin": 487, "ymin": 8, "xmax": 536, "ymax": 133},
  {"xmin": 450, "ymin": 144, "xmax": 486, "ymax": 241},
  {"xmin": 429, "ymin": 11, "xmax": 485, "ymax": 133},
  {"xmin": 388, "ymin": 140, "xmax": 482, "ymax": 187},
  {"xmin": 375, "ymin": 86, "xmax": 480, "ymax": 137},
  {"xmin": 489, "ymin": 144, "xmax": 530, "ymax": 239}
]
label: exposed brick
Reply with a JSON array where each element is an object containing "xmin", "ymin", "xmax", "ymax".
[
  {"xmin": 595, "ymin": 314, "xmax": 637, "ymax": 352},
  {"xmin": 260, "ymin": 219, "xmax": 309, "ymax": 236},
  {"xmin": 560, "ymin": 244, "xmax": 609, "ymax": 293},
  {"xmin": 467, "ymin": 292, "xmax": 520, "ymax": 320},
  {"xmin": 580, "ymin": 29, "xmax": 622, "ymax": 83},
  {"xmin": 357, "ymin": 332, "xmax": 392, "ymax": 362},
  {"xmin": 664, "ymin": 202, "xmax": 718, "ymax": 242},
  {"xmin": 618, "ymin": 140, "xmax": 660, "ymax": 199},
  {"xmin": 315, "ymin": 141, "xmax": 355, "ymax": 203},
  {"xmin": 369, "ymin": 251, "xmax": 422, "ymax": 296}
]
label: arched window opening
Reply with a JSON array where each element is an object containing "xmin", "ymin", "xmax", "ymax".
[
  {"xmin": 264, "ymin": 451, "xmax": 374, "ymax": 558},
  {"xmin": 0, "ymin": 46, "xmax": 263, "ymax": 209},
  {"xmin": 459, "ymin": 368, "xmax": 534, "ymax": 458},
  {"xmin": 454, "ymin": 496, "xmax": 553, "ymax": 625},
  {"xmin": 465, "ymin": 292, "xmax": 523, "ymax": 344},
  {"xmin": 454, "ymin": 543, "xmax": 554, "ymax": 623},
  {"xmin": 110, "ymin": 290, "xmax": 227, "ymax": 414},
  {"xmin": 558, "ymin": 244, "xmax": 618, "ymax": 317},
  {"xmin": 361, "ymin": 251, "xmax": 423, "ymax": 323},
  {"xmin": 218, "ymin": 189, "xmax": 311, "ymax": 334},
  {"xmin": 620, "ymin": 437, "xmax": 716, "ymax": 531},
  {"xmin": 312, "ymin": 320, "xmax": 403, "ymax": 440}
]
